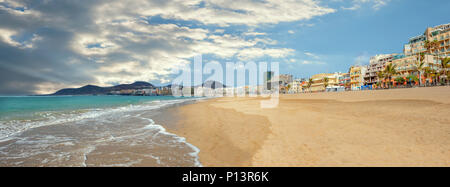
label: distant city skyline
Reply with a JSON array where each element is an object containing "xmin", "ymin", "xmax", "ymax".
[{"xmin": 0, "ymin": 0, "xmax": 449, "ymax": 95}]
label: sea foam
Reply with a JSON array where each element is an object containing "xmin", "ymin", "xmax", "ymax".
[{"xmin": 0, "ymin": 97, "xmax": 204, "ymax": 142}]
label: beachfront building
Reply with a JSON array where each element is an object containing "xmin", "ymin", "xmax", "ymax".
[
  {"xmin": 404, "ymin": 35, "xmax": 426, "ymax": 56},
  {"xmin": 309, "ymin": 72, "xmax": 345, "ymax": 92},
  {"xmin": 223, "ymin": 87, "xmax": 234, "ymax": 96},
  {"xmin": 364, "ymin": 54, "xmax": 398, "ymax": 86},
  {"xmin": 119, "ymin": 89, "xmax": 134, "ymax": 95},
  {"xmin": 387, "ymin": 54, "xmax": 439, "ymax": 85},
  {"xmin": 404, "ymin": 23, "xmax": 450, "ymax": 58},
  {"xmin": 350, "ymin": 66, "xmax": 367, "ymax": 91},
  {"xmin": 338, "ymin": 73, "xmax": 351, "ymax": 90},
  {"xmin": 278, "ymin": 74, "xmax": 293, "ymax": 86},
  {"xmin": 289, "ymin": 79, "xmax": 301, "ymax": 94},
  {"xmin": 277, "ymin": 74, "xmax": 293, "ymax": 94},
  {"xmin": 289, "ymin": 79, "xmax": 307, "ymax": 94},
  {"xmin": 182, "ymin": 87, "xmax": 194, "ymax": 96},
  {"xmin": 310, "ymin": 73, "xmax": 332, "ymax": 92},
  {"xmin": 262, "ymin": 73, "xmax": 293, "ymax": 94},
  {"xmin": 263, "ymin": 71, "xmax": 275, "ymax": 91},
  {"xmin": 246, "ymin": 85, "xmax": 259, "ymax": 95}
]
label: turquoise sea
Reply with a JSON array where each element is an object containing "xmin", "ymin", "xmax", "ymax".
[
  {"xmin": 0, "ymin": 96, "xmax": 179, "ymax": 121},
  {"xmin": 0, "ymin": 95, "xmax": 204, "ymax": 167}
]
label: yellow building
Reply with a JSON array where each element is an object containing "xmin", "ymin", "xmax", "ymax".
[
  {"xmin": 404, "ymin": 23, "xmax": 450, "ymax": 58},
  {"xmin": 289, "ymin": 79, "xmax": 304, "ymax": 93},
  {"xmin": 388, "ymin": 54, "xmax": 439, "ymax": 77},
  {"xmin": 350, "ymin": 66, "xmax": 367, "ymax": 91},
  {"xmin": 309, "ymin": 73, "xmax": 344, "ymax": 92}
]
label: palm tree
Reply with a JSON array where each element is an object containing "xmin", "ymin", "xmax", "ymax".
[
  {"xmin": 415, "ymin": 53, "xmax": 426, "ymax": 86},
  {"xmin": 307, "ymin": 78, "xmax": 313, "ymax": 93},
  {"xmin": 384, "ymin": 63, "xmax": 398, "ymax": 89},
  {"xmin": 425, "ymin": 40, "xmax": 443, "ymax": 85},
  {"xmin": 440, "ymin": 57, "xmax": 450, "ymax": 85},
  {"xmin": 377, "ymin": 71, "xmax": 384, "ymax": 88},
  {"xmin": 431, "ymin": 68, "xmax": 439, "ymax": 86},
  {"xmin": 323, "ymin": 77, "xmax": 329, "ymax": 91},
  {"xmin": 286, "ymin": 84, "xmax": 291, "ymax": 93},
  {"xmin": 423, "ymin": 67, "xmax": 433, "ymax": 86},
  {"xmin": 448, "ymin": 72, "xmax": 450, "ymax": 85}
]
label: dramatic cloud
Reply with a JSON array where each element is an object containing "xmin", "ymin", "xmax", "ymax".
[
  {"xmin": 94, "ymin": 0, "xmax": 336, "ymax": 26},
  {"xmin": 0, "ymin": 0, "xmax": 336, "ymax": 95}
]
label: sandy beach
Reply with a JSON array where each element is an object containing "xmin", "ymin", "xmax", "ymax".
[{"xmin": 171, "ymin": 87, "xmax": 450, "ymax": 167}]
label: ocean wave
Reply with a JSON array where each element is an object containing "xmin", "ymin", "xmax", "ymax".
[
  {"xmin": 0, "ymin": 97, "xmax": 205, "ymax": 142},
  {"xmin": 137, "ymin": 114, "xmax": 202, "ymax": 167}
]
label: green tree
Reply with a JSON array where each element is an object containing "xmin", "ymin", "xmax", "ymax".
[
  {"xmin": 440, "ymin": 57, "xmax": 450, "ymax": 84},
  {"xmin": 406, "ymin": 74, "xmax": 419, "ymax": 86},
  {"xmin": 323, "ymin": 77, "xmax": 329, "ymax": 91},
  {"xmin": 395, "ymin": 77, "xmax": 405, "ymax": 86},
  {"xmin": 307, "ymin": 78, "xmax": 313, "ymax": 93},
  {"xmin": 377, "ymin": 71, "xmax": 384, "ymax": 88},
  {"xmin": 286, "ymin": 84, "xmax": 291, "ymax": 92},
  {"xmin": 384, "ymin": 63, "xmax": 398, "ymax": 89},
  {"xmin": 423, "ymin": 67, "xmax": 434, "ymax": 86}
]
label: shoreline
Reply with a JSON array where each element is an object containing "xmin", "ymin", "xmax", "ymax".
[
  {"xmin": 167, "ymin": 97, "xmax": 271, "ymax": 167},
  {"xmin": 168, "ymin": 87, "xmax": 450, "ymax": 167},
  {"xmin": 0, "ymin": 97, "xmax": 207, "ymax": 167}
]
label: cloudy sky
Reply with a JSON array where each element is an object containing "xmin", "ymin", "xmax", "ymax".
[{"xmin": 0, "ymin": 0, "xmax": 448, "ymax": 95}]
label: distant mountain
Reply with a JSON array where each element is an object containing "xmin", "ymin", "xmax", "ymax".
[
  {"xmin": 107, "ymin": 81, "xmax": 154, "ymax": 91},
  {"xmin": 52, "ymin": 85, "xmax": 108, "ymax": 95},
  {"xmin": 51, "ymin": 81, "xmax": 155, "ymax": 95},
  {"xmin": 50, "ymin": 81, "xmax": 226, "ymax": 96}
]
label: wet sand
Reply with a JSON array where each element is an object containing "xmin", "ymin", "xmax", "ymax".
[{"xmin": 170, "ymin": 87, "xmax": 450, "ymax": 166}]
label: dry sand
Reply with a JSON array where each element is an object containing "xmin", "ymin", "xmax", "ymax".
[{"xmin": 171, "ymin": 87, "xmax": 450, "ymax": 166}]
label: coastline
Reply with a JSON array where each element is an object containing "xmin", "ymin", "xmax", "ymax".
[
  {"xmin": 168, "ymin": 87, "xmax": 450, "ymax": 167},
  {"xmin": 0, "ymin": 96, "xmax": 206, "ymax": 167}
]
